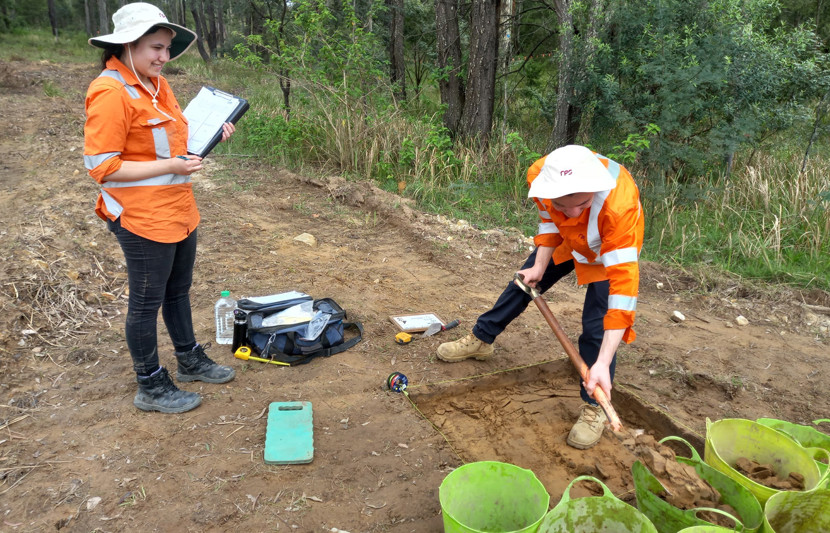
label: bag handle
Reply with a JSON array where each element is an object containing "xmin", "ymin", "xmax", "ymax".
[{"xmin": 316, "ymin": 321, "xmax": 363, "ymax": 357}]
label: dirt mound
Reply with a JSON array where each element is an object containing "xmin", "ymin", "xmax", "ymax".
[
  {"xmin": 625, "ymin": 434, "xmax": 740, "ymax": 527},
  {"xmin": 734, "ymin": 457, "xmax": 806, "ymax": 490}
]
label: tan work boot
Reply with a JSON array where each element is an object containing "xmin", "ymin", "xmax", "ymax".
[
  {"xmin": 567, "ymin": 403, "xmax": 607, "ymax": 449},
  {"xmin": 437, "ymin": 333, "xmax": 494, "ymax": 362}
]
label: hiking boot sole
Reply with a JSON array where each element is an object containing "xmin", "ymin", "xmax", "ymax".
[
  {"xmin": 566, "ymin": 433, "xmax": 603, "ymax": 450},
  {"xmin": 134, "ymin": 396, "xmax": 202, "ymax": 414},
  {"xmin": 177, "ymin": 370, "xmax": 236, "ymax": 384},
  {"xmin": 436, "ymin": 352, "xmax": 493, "ymax": 363}
]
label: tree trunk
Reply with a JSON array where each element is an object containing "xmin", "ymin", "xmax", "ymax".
[
  {"xmin": 549, "ymin": 0, "xmax": 574, "ymax": 150},
  {"xmin": 206, "ymin": 0, "xmax": 217, "ymax": 55},
  {"xmin": 190, "ymin": 3, "xmax": 211, "ymax": 62},
  {"xmin": 217, "ymin": 0, "xmax": 226, "ymax": 45},
  {"xmin": 801, "ymin": 89, "xmax": 830, "ymax": 173},
  {"xmin": 279, "ymin": 0, "xmax": 290, "ymax": 119},
  {"xmin": 387, "ymin": 0, "xmax": 406, "ymax": 102},
  {"xmin": 549, "ymin": 0, "xmax": 609, "ymax": 150},
  {"xmin": 97, "ymin": 0, "xmax": 108, "ymax": 36},
  {"xmin": 410, "ymin": 42, "xmax": 427, "ymax": 99},
  {"xmin": 179, "ymin": 0, "xmax": 188, "ymax": 25},
  {"xmin": 499, "ymin": 0, "xmax": 515, "ymax": 142},
  {"xmin": 83, "ymin": 0, "xmax": 92, "ymax": 36},
  {"xmin": 459, "ymin": 0, "xmax": 501, "ymax": 146},
  {"xmin": 435, "ymin": 0, "xmax": 465, "ymax": 135},
  {"xmin": 47, "ymin": 0, "xmax": 58, "ymax": 40}
]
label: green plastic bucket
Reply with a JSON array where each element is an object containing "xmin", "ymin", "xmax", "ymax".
[
  {"xmin": 537, "ymin": 476, "xmax": 658, "ymax": 533},
  {"xmin": 704, "ymin": 419, "xmax": 824, "ymax": 506},
  {"xmin": 633, "ymin": 436, "xmax": 763, "ymax": 533},
  {"xmin": 439, "ymin": 461, "xmax": 550, "ymax": 533},
  {"xmin": 762, "ymin": 487, "xmax": 830, "ymax": 533},
  {"xmin": 757, "ymin": 418, "xmax": 830, "ymax": 476}
]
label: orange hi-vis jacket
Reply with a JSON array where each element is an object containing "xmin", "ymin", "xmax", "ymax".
[
  {"xmin": 84, "ymin": 57, "xmax": 198, "ymax": 243},
  {"xmin": 528, "ymin": 152, "xmax": 644, "ymax": 342}
]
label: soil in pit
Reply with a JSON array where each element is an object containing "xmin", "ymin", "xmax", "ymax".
[{"xmin": 1, "ymin": 57, "xmax": 829, "ymax": 532}]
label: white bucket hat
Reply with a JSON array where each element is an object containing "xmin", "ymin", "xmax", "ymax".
[
  {"xmin": 527, "ymin": 145, "xmax": 616, "ymax": 199},
  {"xmin": 88, "ymin": 2, "xmax": 197, "ymax": 60}
]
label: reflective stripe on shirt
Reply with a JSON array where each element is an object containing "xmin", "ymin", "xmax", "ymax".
[
  {"xmin": 571, "ymin": 249, "xmax": 601, "ymax": 266},
  {"xmin": 98, "ymin": 70, "xmax": 140, "ymax": 99},
  {"xmin": 84, "ymin": 151, "xmax": 120, "ymax": 170},
  {"xmin": 601, "ymin": 247, "xmax": 639, "ymax": 267},
  {"xmin": 152, "ymin": 126, "xmax": 172, "ymax": 159},
  {"xmin": 608, "ymin": 294, "xmax": 637, "ymax": 312},
  {"xmin": 538, "ymin": 222, "xmax": 559, "ymax": 235},
  {"xmin": 100, "ymin": 190, "xmax": 123, "ymax": 218},
  {"xmin": 102, "ymin": 173, "xmax": 190, "ymax": 188}
]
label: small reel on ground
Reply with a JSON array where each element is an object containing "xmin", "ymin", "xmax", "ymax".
[{"xmin": 386, "ymin": 372, "xmax": 408, "ymax": 393}]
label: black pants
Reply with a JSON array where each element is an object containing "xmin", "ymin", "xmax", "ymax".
[
  {"xmin": 108, "ymin": 218, "xmax": 198, "ymax": 375},
  {"xmin": 471, "ymin": 247, "xmax": 617, "ymax": 404}
]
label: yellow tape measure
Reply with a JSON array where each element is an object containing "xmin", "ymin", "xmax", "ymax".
[{"xmin": 395, "ymin": 332, "xmax": 412, "ymax": 345}]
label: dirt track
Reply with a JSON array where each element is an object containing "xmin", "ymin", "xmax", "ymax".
[{"xmin": 1, "ymin": 57, "xmax": 829, "ymax": 532}]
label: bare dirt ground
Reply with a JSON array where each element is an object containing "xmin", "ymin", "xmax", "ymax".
[{"xmin": 1, "ymin": 57, "xmax": 829, "ymax": 533}]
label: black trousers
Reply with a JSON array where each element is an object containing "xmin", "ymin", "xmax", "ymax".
[
  {"xmin": 471, "ymin": 247, "xmax": 617, "ymax": 404},
  {"xmin": 108, "ymin": 218, "xmax": 198, "ymax": 375}
]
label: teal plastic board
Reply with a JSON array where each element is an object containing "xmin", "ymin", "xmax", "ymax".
[{"xmin": 264, "ymin": 401, "xmax": 314, "ymax": 465}]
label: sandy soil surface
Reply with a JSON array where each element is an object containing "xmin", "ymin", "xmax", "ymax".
[{"xmin": 1, "ymin": 57, "xmax": 828, "ymax": 532}]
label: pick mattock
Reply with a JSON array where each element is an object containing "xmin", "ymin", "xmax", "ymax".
[{"xmin": 513, "ymin": 272, "xmax": 623, "ymax": 432}]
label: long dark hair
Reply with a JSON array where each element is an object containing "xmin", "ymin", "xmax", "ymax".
[
  {"xmin": 99, "ymin": 25, "xmax": 167, "ymax": 70},
  {"xmin": 100, "ymin": 45, "xmax": 124, "ymax": 70}
]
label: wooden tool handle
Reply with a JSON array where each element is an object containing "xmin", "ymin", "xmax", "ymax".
[{"xmin": 530, "ymin": 298, "xmax": 623, "ymax": 432}]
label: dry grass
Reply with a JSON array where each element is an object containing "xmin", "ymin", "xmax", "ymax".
[{"xmin": 0, "ymin": 243, "xmax": 127, "ymax": 356}]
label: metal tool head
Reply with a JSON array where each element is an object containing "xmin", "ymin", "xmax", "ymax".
[
  {"xmin": 420, "ymin": 322, "xmax": 443, "ymax": 338},
  {"xmin": 513, "ymin": 272, "xmax": 541, "ymax": 299}
]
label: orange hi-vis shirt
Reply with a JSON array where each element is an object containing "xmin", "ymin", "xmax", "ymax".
[
  {"xmin": 528, "ymin": 152, "xmax": 644, "ymax": 342},
  {"xmin": 84, "ymin": 56, "xmax": 199, "ymax": 243}
]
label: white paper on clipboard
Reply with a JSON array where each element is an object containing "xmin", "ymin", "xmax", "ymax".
[{"xmin": 183, "ymin": 87, "xmax": 247, "ymax": 157}]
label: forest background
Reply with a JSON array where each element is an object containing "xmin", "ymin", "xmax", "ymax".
[{"xmin": 2, "ymin": 0, "xmax": 829, "ymax": 292}]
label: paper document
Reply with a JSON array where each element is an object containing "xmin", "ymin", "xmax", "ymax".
[
  {"xmin": 243, "ymin": 291, "xmax": 310, "ymax": 305},
  {"xmin": 183, "ymin": 86, "xmax": 249, "ymax": 157}
]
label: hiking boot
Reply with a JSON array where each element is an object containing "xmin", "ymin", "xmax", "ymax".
[
  {"xmin": 567, "ymin": 403, "xmax": 607, "ymax": 449},
  {"xmin": 175, "ymin": 343, "xmax": 236, "ymax": 384},
  {"xmin": 134, "ymin": 367, "xmax": 201, "ymax": 413},
  {"xmin": 437, "ymin": 333, "xmax": 494, "ymax": 362}
]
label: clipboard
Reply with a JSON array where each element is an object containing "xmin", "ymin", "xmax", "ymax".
[
  {"xmin": 182, "ymin": 86, "xmax": 249, "ymax": 157},
  {"xmin": 388, "ymin": 313, "xmax": 443, "ymax": 333}
]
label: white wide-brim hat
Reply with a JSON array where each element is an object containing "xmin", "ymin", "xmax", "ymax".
[
  {"xmin": 527, "ymin": 145, "xmax": 617, "ymax": 199},
  {"xmin": 88, "ymin": 2, "xmax": 197, "ymax": 60}
]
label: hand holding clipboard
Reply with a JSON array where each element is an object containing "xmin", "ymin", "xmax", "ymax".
[{"xmin": 183, "ymin": 86, "xmax": 249, "ymax": 158}]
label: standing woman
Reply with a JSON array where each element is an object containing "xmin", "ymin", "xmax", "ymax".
[{"xmin": 84, "ymin": 2, "xmax": 235, "ymax": 414}]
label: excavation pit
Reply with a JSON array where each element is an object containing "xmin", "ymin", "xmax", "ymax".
[{"xmin": 411, "ymin": 358, "xmax": 704, "ymax": 501}]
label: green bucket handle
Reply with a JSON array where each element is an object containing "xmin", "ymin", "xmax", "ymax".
[
  {"xmin": 555, "ymin": 475, "xmax": 618, "ymax": 508},
  {"xmin": 660, "ymin": 435, "xmax": 704, "ymax": 463},
  {"xmin": 813, "ymin": 419, "xmax": 830, "ymax": 426},
  {"xmin": 690, "ymin": 507, "xmax": 745, "ymax": 532},
  {"xmin": 807, "ymin": 447, "xmax": 829, "ymax": 488}
]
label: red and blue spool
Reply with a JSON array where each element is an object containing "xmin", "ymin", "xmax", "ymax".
[{"xmin": 386, "ymin": 372, "xmax": 408, "ymax": 393}]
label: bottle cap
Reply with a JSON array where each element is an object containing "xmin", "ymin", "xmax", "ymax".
[{"xmin": 221, "ymin": 290, "xmax": 230, "ymax": 297}]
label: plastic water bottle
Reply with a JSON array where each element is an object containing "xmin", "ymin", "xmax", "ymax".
[{"xmin": 214, "ymin": 290, "xmax": 236, "ymax": 345}]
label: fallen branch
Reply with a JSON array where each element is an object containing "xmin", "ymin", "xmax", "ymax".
[{"xmin": 803, "ymin": 303, "xmax": 830, "ymax": 315}]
